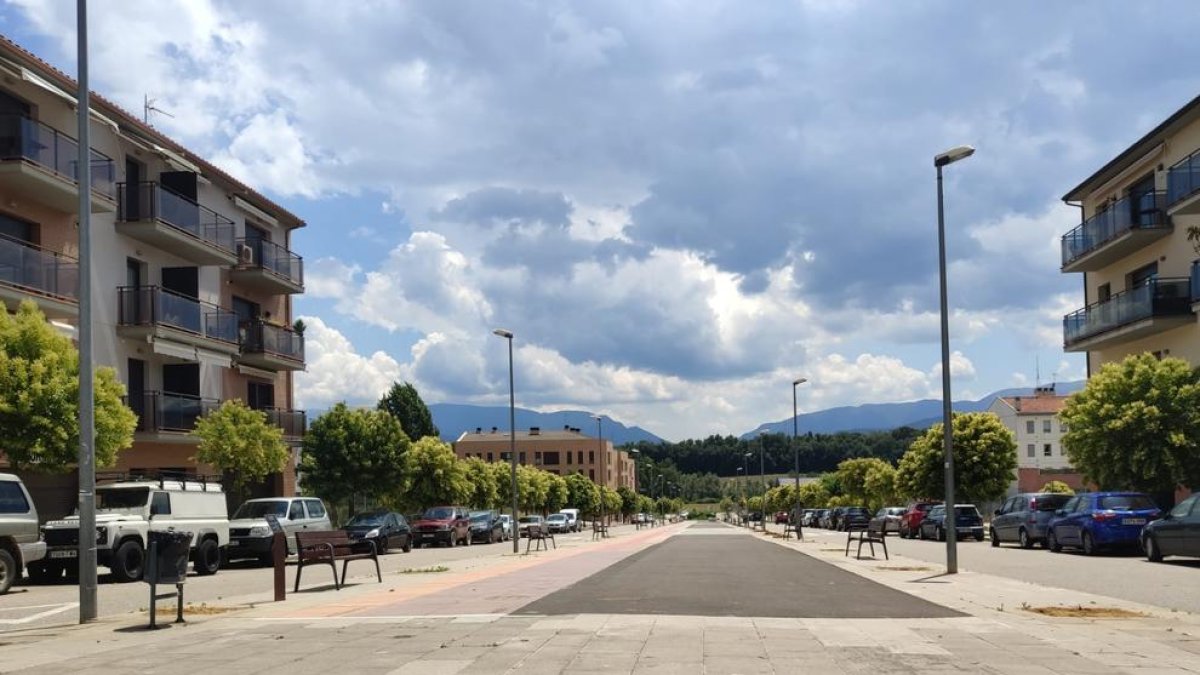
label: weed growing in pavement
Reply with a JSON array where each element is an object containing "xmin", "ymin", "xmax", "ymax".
[
  {"xmin": 140, "ymin": 602, "xmax": 241, "ymax": 615},
  {"xmin": 1022, "ymin": 605, "xmax": 1147, "ymax": 619},
  {"xmin": 398, "ymin": 565, "xmax": 450, "ymax": 574},
  {"xmin": 877, "ymin": 566, "xmax": 934, "ymax": 572}
]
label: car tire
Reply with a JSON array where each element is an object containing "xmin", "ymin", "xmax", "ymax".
[
  {"xmin": 447, "ymin": 535, "xmax": 455, "ymax": 548},
  {"xmin": 1018, "ymin": 528, "xmax": 1032, "ymax": 550},
  {"xmin": 1047, "ymin": 529, "xmax": 1062, "ymax": 553},
  {"xmin": 463, "ymin": 531, "xmax": 472, "ymax": 546},
  {"xmin": 936, "ymin": 527, "xmax": 945, "ymax": 542},
  {"xmin": 974, "ymin": 532, "xmax": 984, "ymax": 542},
  {"xmin": 378, "ymin": 536, "xmax": 389, "ymax": 554},
  {"xmin": 194, "ymin": 538, "xmax": 221, "ymax": 576},
  {"xmin": 402, "ymin": 535, "xmax": 412, "ymax": 553},
  {"xmin": 1144, "ymin": 535, "xmax": 1163, "ymax": 562},
  {"xmin": 0, "ymin": 548, "xmax": 16, "ymax": 595},
  {"xmin": 1081, "ymin": 531, "xmax": 1097, "ymax": 557},
  {"xmin": 111, "ymin": 540, "xmax": 145, "ymax": 583},
  {"xmin": 990, "ymin": 528, "xmax": 999, "ymax": 547}
]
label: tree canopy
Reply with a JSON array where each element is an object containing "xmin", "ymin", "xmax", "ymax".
[
  {"xmin": 195, "ymin": 399, "xmax": 289, "ymax": 493},
  {"xmin": 403, "ymin": 436, "xmax": 472, "ymax": 509},
  {"xmin": 896, "ymin": 412, "xmax": 1017, "ymax": 504},
  {"xmin": 299, "ymin": 403, "xmax": 410, "ymax": 512},
  {"xmin": 0, "ymin": 301, "xmax": 135, "ymax": 472},
  {"xmin": 378, "ymin": 381, "xmax": 439, "ymax": 441}
]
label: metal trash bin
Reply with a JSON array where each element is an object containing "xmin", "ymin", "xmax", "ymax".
[{"xmin": 144, "ymin": 530, "xmax": 194, "ymax": 628}]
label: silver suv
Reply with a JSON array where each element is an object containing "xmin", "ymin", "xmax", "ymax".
[
  {"xmin": 227, "ymin": 497, "xmax": 331, "ymax": 564},
  {"xmin": 0, "ymin": 473, "xmax": 46, "ymax": 594}
]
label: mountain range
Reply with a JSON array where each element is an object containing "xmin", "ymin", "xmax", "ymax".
[{"xmin": 429, "ymin": 403, "xmax": 666, "ymax": 446}]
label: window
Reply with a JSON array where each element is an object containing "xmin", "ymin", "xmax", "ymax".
[
  {"xmin": 487, "ymin": 452, "xmax": 493, "ymax": 462},
  {"xmin": 1027, "ymin": 444, "xmax": 1035, "ymax": 458},
  {"xmin": 1168, "ymin": 495, "xmax": 1196, "ymax": 519},
  {"xmin": 1026, "ymin": 421, "xmax": 1035, "ymax": 434},
  {"xmin": 1043, "ymin": 443, "xmax": 1052, "ymax": 457},
  {"xmin": 1097, "ymin": 283, "xmax": 1111, "ymax": 303},
  {"xmin": 288, "ymin": 501, "xmax": 304, "ymax": 520},
  {"xmin": 589, "ymin": 451, "xmax": 595, "ymax": 464},
  {"xmin": 0, "ymin": 481, "xmax": 30, "ymax": 514},
  {"xmin": 543, "ymin": 451, "xmax": 560, "ymax": 465},
  {"xmin": 1060, "ymin": 421, "xmax": 1068, "ymax": 433},
  {"xmin": 589, "ymin": 470, "xmax": 595, "ymax": 480},
  {"xmin": 1043, "ymin": 419, "xmax": 1052, "ymax": 433},
  {"xmin": 519, "ymin": 452, "xmax": 526, "ymax": 463},
  {"xmin": 1062, "ymin": 496, "xmax": 1079, "ymax": 513},
  {"xmin": 305, "ymin": 500, "xmax": 326, "ymax": 519},
  {"xmin": 150, "ymin": 492, "xmax": 171, "ymax": 516},
  {"xmin": 577, "ymin": 451, "xmax": 583, "ymax": 464}
]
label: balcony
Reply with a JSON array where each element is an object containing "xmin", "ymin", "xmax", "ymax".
[
  {"xmin": 229, "ymin": 237, "xmax": 304, "ymax": 294},
  {"xmin": 238, "ymin": 320, "xmax": 305, "ymax": 371},
  {"xmin": 130, "ymin": 390, "xmax": 219, "ymax": 438},
  {"xmin": 1063, "ymin": 277, "xmax": 1193, "ymax": 352},
  {"xmin": 115, "ymin": 182, "xmax": 237, "ymax": 266},
  {"xmin": 258, "ymin": 407, "xmax": 306, "ymax": 439},
  {"xmin": 1061, "ymin": 192, "xmax": 1172, "ymax": 273},
  {"xmin": 0, "ymin": 114, "xmax": 116, "ymax": 213},
  {"xmin": 1168, "ymin": 151, "xmax": 1200, "ymax": 215},
  {"xmin": 0, "ymin": 234, "xmax": 78, "ymax": 319},
  {"xmin": 117, "ymin": 286, "xmax": 240, "ymax": 356}
]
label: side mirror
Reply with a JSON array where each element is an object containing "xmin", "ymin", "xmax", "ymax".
[
  {"xmin": 993, "ymin": 509, "xmax": 1002, "ymax": 516},
  {"xmin": 1055, "ymin": 509, "xmax": 1067, "ymax": 516}
]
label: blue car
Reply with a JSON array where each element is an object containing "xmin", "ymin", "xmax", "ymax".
[{"xmin": 1047, "ymin": 492, "xmax": 1162, "ymax": 556}]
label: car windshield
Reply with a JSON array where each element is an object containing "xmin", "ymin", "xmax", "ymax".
[
  {"xmin": 346, "ymin": 513, "xmax": 386, "ymax": 526},
  {"xmin": 954, "ymin": 506, "xmax": 979, "ymax": 516},
  {"xmin": 470, "ymin": 513, "xmax": 491, "ymax": 522},
  {"xmin": 1033, "ymin": 495, "xmax": 1070, "ymax": 511},
  {"xmin": 887, "ymin": 508, "xmax": 906, "ymax": 516},
  {"xmin": 234, "ymin": 501, "xmax": 288, "ymax": 519},
  {"xmin": 547, "ymin": 515, "xmax": 566, "ymax": 521},
  {"xmin": 519, "ymin": 516, "xmax": 540, "ymax": 524},
  {"xmin": 1098, "ymin": 495, "xmax": 1158, "ymax": 511},
  {"xmin": 422, "ymin": 507, "xmax": 455, "ymax": 520},
  {"xmin": 96, "ymin": 487, "xmax": 149, "ymax": 513}
]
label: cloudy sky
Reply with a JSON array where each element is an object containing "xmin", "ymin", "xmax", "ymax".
[{"xmin": 6, "ymin": 2, "xmax": 1199, "ymax": 440}]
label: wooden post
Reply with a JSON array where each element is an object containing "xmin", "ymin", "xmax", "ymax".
[{"xmin": 272, "ymin": 531, "xmax": 286, "ymax": 602}]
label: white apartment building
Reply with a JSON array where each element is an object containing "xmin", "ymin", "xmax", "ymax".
[
  {"xmin": 987, "ymin": 385, "xmax": 1085, "ymax": 495},
  {"xmin": 0, "ymin": 36, "xmax": 306, "ymax": 517}
]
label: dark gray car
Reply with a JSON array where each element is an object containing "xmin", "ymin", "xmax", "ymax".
[{"xmin": 990, "ymin": 493, "xmax": 1071, "ymax": 549}]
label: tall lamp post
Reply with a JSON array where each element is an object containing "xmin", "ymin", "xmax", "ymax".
[
  {"xmin": 743, "ymin": 451, "xmax": 752, "ymax": 526},
  {"xmin": 492, "ymin": 328, "xmax": 519, "ymax": 554},
  {"xmin": 792, "ymin": 377, "xmax": 807, "ymax": 526},
  {"xmin": 592, "ymin": 415, "xmax": 605, "ymax": 526},
  {"xmin": 76, "ymin": 0, "xmax": 97, "ymax": 623},
  {"xmin": 934, "ymin": 144, "xmax": 974, "ymax": 575},
  {"xmin": 736, "ymin": 467, "xmax": 744, "ymax": 523}
]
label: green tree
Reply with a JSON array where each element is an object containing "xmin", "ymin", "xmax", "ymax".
[
  {"xmin": 196, "ymin": 399, "xmax": 290, "ymax": 496},
  {"xmin": 0, "ymin": 301, "xmax": 135, "ymax": 472},
  {"xmin": 745, "ymin": 495, "xmax": 764, "ymax": 514},
  {"xmin": 299, "ymin": 403, "xmax": 410, "ymax": 516},
  {"xmin": 797, "ymin": 481, "xmax": 831, "ymax": 509},
  {"xmin": 718, "ymin": 496, "xmax": 734, "ymax": 515},
  {"xmin": 1061, "ymin": 353, "xmax": 1200, "ymax": 496},
  {"xmin": 601, "ymin": 487, "xmax": 622, "ymax": 521},
  {"xmin": 403, "ymin": 436, "xmax": 472, "ymax": 509},
  {"xmin": 377, "ymin": 381, "xmax": 439, "ymax": 441},
  {"xmin": 1040, "ymin": 480, "xmax": 1074, "ymax": 495},
  {"xmin": 517, "ymin": 464, "xmax": 549, "ymax": 512},
  {"xmin": 463, "ymin": 457, "xmax": 499, "ymax": 509},
  {"xmin": 491, "ymin": 461, "xmax": 515, "ymax": 509},
  {"xmin": 566, "ymin": 473, "xmax": 600, "ymax": 518},
  {"xmin": 616, "ymin": 485, "xmax": 638, "ymax": 518},
  {"xmin": 545, "ymin": 473, "xmax": 569, "ymax": 513},
  {"xmin": 863, "ymin": 461, "xmax": 900, "ymax": 511},
  {"xmin": 896, "ymin": 412, "xmax": 1017, "ymax": 504}
]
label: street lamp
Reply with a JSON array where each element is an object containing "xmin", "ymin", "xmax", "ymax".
[
  {"xmin": 592, "ymin": 415, "xmax": 605, "ymax": 525},
  {"xmin": 792, "ymin": 377, "xmax": 808, "ymax": 519},
  {"xmin": 492, "ymin": 328, "xmax": 519, "ymax": 554},
  {"xmin": 934, "ymin": 144, "xmax": 974, "ymax": 574},
  {"xmin": 629, "ymin": 448, "xmax": 640, "ymax": 495}
]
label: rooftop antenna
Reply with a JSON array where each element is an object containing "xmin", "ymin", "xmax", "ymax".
[
  {"xmin": 1035, "ymin": 356, "xmax": 1041, "ymax": 388},
  {"xmin": 143, "ymin": 94, "xmax": 174, "ymax": 125}
]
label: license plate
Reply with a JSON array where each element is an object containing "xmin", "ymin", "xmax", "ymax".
[
  {"xmin": 1122, "ymin": 518, "xmax": 1146, "ymax": 526},
  {"xmin": 50, "ymin": 549, "xmax": 78, "ymax": 559}
]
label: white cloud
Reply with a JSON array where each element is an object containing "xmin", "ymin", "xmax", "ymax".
[
  {"xmin": 929, "ymin": 351, "xmax": 978, "ymax": 381},
  {"xmin": 293, "ymin": 316, "xmax": 404, "ymax": 409},
  {"xmin": 305, "ymin": 258, "xmax": 361, "ymax": 299}
]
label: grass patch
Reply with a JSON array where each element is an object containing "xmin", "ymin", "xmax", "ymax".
[
  {"xmin": 877, "ymin": 565, "xmax": 934, "ymax": 572},
  {"xmin": 820, "ymin": 548, "xmax": 844, "ymax": 552},
  {"xmin": 398, "ymin": 565, "xmax": 450, "ymax": 574},
  {"xmin": 1021, "ymin": 604, "xmax": 1147, "ymax": 619},
  {"xmin": 144, "ymin": 602, "xmax": 242, "ymax": 616}
]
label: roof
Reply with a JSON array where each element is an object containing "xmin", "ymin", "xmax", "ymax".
[
  {"xmin": 455, "ymin": 429, "xmax": 616, "ymax": 444},
  {"xmin": 0, "ymin": 34, "xmax": 305, "ymax": 229},
  {"xmin": 996, "ymin": 395, "xmax": 1067, "ymax": 415},
  {"xmin": 1062, "ymin": 93, "xmax": 1200, "ymax": 203}
]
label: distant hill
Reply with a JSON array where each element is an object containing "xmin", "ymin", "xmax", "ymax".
[
  {"xmin": 742, "ymin": 381, "xmax": 1085, "ymax": 438},
  {"xmin": 428, "ymin": 403, "xmax": 665, "ymax": 446}
]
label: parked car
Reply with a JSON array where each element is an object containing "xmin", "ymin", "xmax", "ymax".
[
  {"xmin": 342, "ymin": 511, "xmax": 411, "ymax": 553},
  {"xmin": 838, "ymin": 507, "xmax": 872, "ymax": 531},
  {"xmin": 412, "ymin": 506, "xmax": 471, "ymax": 548},
  {"xmin": 469, "ymin": 510, "xmax": 505, "ymax": 544},
  {"xmin": 898, "ymin": 502, "xmax": 939, "ymax": 539},
  {"xmin": 774, "ymin": 511, "xmax": 789, "ymax": 524},
  {"xmin": 498, "ymin": 514, "xmax": 514, "ymax": 540},
  {"xmin": 826, "ymin": 507, "xmax": 847, "ymax": 529},
  {"xmin": 1047, "ymin": 492, "xmax": 1161, "ymax": 555},
  {"xmin": 1142, "ymin": 494, "xmax": 1200, "ymax": 562},
  {"xmin": 518, "ymin": 515, "xmax": 546, "ymax": 537},
  {"xmin": 0, "ymin": 473, "xmax": 45, "ymax": 594},
  {"xmin": 818, "ymin": 509, "xmax": 835, "ymax": 529},
  {"xmin": 545, "ymin": 513, "xmax": 571, "ymax": 534},
  {"xmin": 872, "ymin": 507, "xmax": 907, "ymax": 533},
  {"xmin": 559, "ymin": 509, "xmax": 582, "ymax": 532},
  {"xmin": 990, "ymin": 493, "xmax": 1072, "ymax": 549},
  {"xmin": 919, "ymin": 504, "xmax": 985, "ymax": 541},
  {"xmin": 227, "ymin": 496, "xmax": 330, "ymax": 564}
]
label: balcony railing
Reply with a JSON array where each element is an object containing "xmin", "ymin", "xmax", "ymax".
[
  {"xmin": 1192, "ymin": 261, "xmax": 1200, "ymax": 301},
  {"xmin": 118, "ymin": 182, "xmax": 235, "ymax": 253},
  {"xmin": 0, "ymin": 114, "xmax": 116, "ymax": 198},
  {"xmin": 0, "ymin": 233, "xmax": 77, "ymax": 301},
  {"xmin": 257, "ymin": 407, "xmax": 306, "ymax": 438},
  {"xmin": 1169, "ymin": 152, "xmax": 1200, "ymax": 207},
  {"xmin": 1063, "ymin": 277, "xmax": 1192, "ymax": 346},
  {"xmin": 241, "ymin": 320, "xmax": 304, "ymax": 362},
  {"xmin": 130, "ymin": 390, "xmax": 219, "ymax": 433},
  {"xmin": 1061, "ymin": 191, "xmax": 1170, "ymax": 267},
  {"xmin": 237, "ymin": 237, "xmax": 303, "ymax": 286},
  {"xmin": 118, "ymin": 286, "xmax": 239, "ymax": 344}
]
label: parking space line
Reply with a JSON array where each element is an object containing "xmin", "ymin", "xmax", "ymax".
[{"xmin": 0, "ymin": 603, "xmax": 79, "ymax": 625}]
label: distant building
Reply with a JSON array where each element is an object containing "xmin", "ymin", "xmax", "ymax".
[
  {"xmin": 987, "ymin": 385, "xmax": 1086, "ymax": 495},
  {"xmin": 452, "ymin": 425, "xmax": 636, "ymax": 491}
]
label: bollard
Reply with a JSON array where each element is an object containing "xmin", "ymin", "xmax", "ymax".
[{"xmin": 272, "ymin": 531, "xmax": 286, "ymax": 602}]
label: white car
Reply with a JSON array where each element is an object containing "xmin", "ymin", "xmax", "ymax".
[
  {"xmin": 498, "ymin": 514, "xmax": 514, "ymax": 540},
  {"xmin": 227, "ymin": 497, "xmax": 331, "ymax": 564}
]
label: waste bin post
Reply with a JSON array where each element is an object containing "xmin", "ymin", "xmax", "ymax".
[
  {"xmin": 147, "ymin": 540, "xmax": 158, "ymax": 629},
  {"xmin": 175, "ymin": 584, "xmax": 184, "ymax": 624},
  {"xmin": 272, "ymin": 531, "xmax": 286, "ymax": 602}
]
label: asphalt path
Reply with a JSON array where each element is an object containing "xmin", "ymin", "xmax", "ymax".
[{"xmin": 517, "ymin": 521, "xmax": 962, "ymax": 618}]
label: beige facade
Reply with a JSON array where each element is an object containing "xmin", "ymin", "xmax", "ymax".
[
  {"xmin": 0, "ymin": 36, "xmax": 305, "ymax": 500},
  {"xmin": 1061, "ymin": 94, "xmax": 1200, "ymax": 372},
  {"xmin": 987, "ymin": 385, "xmax": 1085, "ymax": 495},
  {"xmin": 453, "ymin": 426, "xmax": 637, "ymax": 491}
]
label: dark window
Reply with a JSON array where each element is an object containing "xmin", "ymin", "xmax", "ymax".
[
  {"xmin": 1098, "ymin": 495, "xmax": 1157, "ymax": 511},
  {"xmin": 232, "ymin": 296, "xmax": 259, "ymax": 326},
  {"xmin": 160, "ymin": 170, "xmax": 198, "ymax": 202},
  {"xmin": 1033, "ymin": 495, "xmax": 1070, "ymax": 511},
  {"xmin": 162, "ymin": 363, "xmax": 199, "ymax": 397},
  {"xmin": 1043, "ymin": 443, "xmax": 1052, "ymax": 457},
  {"xmin": 1097, "ymin": 283, "xmax": 1111, "ymax": 303},
  {"xmin": 589, "ymin": 469, "xmax": 595, "ymax": 480},
  {"xmin": 304, "ymin": 500, "xmax": 326, "ymax": 518},
  {"xmin": 1025, "ymin": 421, "xmax": 1035, "ymax": 434},
  {"xmin": 161, "ymin": 266, "xmax": 198, "ymax": 298},
  {"xmin": 0, "ymin": 481, "xmax": 30, "ymax": 514},
  {"xmin": 543, "ymin": 451, "xmax": 559, "ymax": 465},
  {"xmin": 486, "ymin": 452, "xmax": 493, "ymax": 462},
  {"xmin": 589, "ymin": 451, "xmax": 595, "ymax": 463},
  {"xmin": 288, "ymin": 501, "xmax": 304, "ymax": 520},
  {"xmin": 1128, "ymin": 262, "xmax": 1158, "ymax": 289},
  {"xmin": 248, "ymin": 381, "xmax": 274, "ymax": 410},
  {"xmin": 0, "ymin": 211, "xmax": 35, "ymax": 244},
  {"xmin": 519, "ymin": 452, "xmax": 526, "ymax": 463},
  {"xmin": 150, "ymin": 492, "xmax": 171, "ymax": 516}
]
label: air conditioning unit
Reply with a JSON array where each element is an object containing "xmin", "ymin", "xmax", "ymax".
[{"xmin": 238, "ymin": 243, "xmax": 254, "ymax": 264}]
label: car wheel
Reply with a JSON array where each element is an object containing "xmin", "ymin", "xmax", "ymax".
[
  {"xmin": 989, "ymin": 528, "xmax": 999, "ymax": 547},
  {"xmin": 402, "ymin": 535, "xmax": 412, "ymax": 553},
  {"xmin": 936, "ymin": 527, "xmax": 945, "ymax": 542},
  {"xmin": 378, "ymin": 536, "xmax": 389, "ymax": 554},
  {"xmin": 0, "ymin": 549, "xmax": 15, "ymax": 595},
  {"xmin": 447, "ymin": 535, "xmax": 456, "ymax": 548},
  {"xmin": 1018, "ymin": 528, "xmax": 1032, "ymax": 550},
  {"xmin": 463, "ymin": 531, "xmax": 472, "ymax": 546},
  {"xmin": 1144, "ymin": 535, "xmax": 1163, "ymax": 562},
  {"xmin": 194, "ymin": 537, "xmax": 221, "ymax": 576},
  {"xmin": 974, "ymin": 532, "xmax": 984, "ymax": 542},
  {"xmin": 1047, "ymin": 529, "xmax": 1062, "ymax": 553},
  {"xmin": 111, "ymin": 540, "xmax": 145, "ymax": 583},
  {"xmin": 1081, "ymin": 531, "xmax": 1097, "ymax": 556}
]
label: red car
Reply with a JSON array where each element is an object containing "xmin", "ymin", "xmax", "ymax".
[
  {"xmin": 774, "ymin": 511, "xmax": 789, "ymax": 524},
  {"xmin": 412, "ymin": 506, "xmax": 471, "ymax": 547},
  {"xmin": 898, "ymin": 502, "xmax": 940, "ymax": 539}
]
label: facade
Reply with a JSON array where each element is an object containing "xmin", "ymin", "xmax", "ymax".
[
  {"xmin": 453, "ymin": 426, "xmax": 637, "ymax": 491},
  {"xmin": 1060, "ymin": 94, "xmax": 1200, "ymax": 372},
  {"xmin": 0, "ymin": 37, "xmax": 306, "ymax": 517},
  {"xmin": 987, "ymin": 385, "xmax": 1086, "ymax": 495}
]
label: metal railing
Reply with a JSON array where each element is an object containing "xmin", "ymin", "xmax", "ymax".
[
  {"xmin": 1061, "ymin": 191, "xmax": 1170, "ymax": 267},
  {"xmin": 117, "ymin": 182, "xmax": 236, "ymax": 254},
  {"xmin": 117, "ymin": 286, "xmax": 239, "ymax": 344},
  {"xmin": 1192, "ymin": 260, "xmax": 1200, "ymax": 301},
  {"xmin": 1168, "ymin": 152, "xmax": 1200, "ymax": 207},
  {"xmin": 240, "ymin": 320, "xmax": 304, "ymax": 362},
  {"xmin": 237, "ymin": 237, "xmax": 303, "ymax": 286},
  {"xmin": 0, "ymin": 113, "xmax": 116, "ymax": 198},
  {"xmin": 1063, "ymin": 277, "xmax": 1192, "ymax": 346},
  {"xmin": 0, "ymin": 233, "xmax": 78, "ymax": 301},
  {"xmin": 258, "ymin": 407, "xmax": 306, "ymax": 438},
  {"xmin": 130, "ymin": 391, "xmax": 220, "ymax": 433}
]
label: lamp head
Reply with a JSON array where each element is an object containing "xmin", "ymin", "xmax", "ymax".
[
  {"xmin": 934, "ymin": 145, "xmax": 975, "ymax": 167},
  {"xmin": 492, "ymin": 328, "xmax": 513, "ymax": 339},
  {"xmin": 793, "ymin": 377, "xmax": 807, "ymax": 386}
]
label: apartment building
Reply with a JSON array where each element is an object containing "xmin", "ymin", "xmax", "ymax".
[
  {"xmin": 0, "ymin": 37, "xmax": 306, "ymax": 517},
  {"xmin": 453, "ymin": 426, "xmax": 638, "ymax": 491},
  {"xmin": 986, "ymin": 385, "xmax": 1085, "ymax": 495},
  {"xmin": 1060, "ymin": 94, "xmax": 1200, "ymax": 370}
]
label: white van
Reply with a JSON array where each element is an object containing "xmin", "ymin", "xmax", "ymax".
[{"xmin": 559, "ymin": 508, "xmax": 582, "ymax": 532}]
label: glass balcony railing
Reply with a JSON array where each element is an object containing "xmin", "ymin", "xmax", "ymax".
[
  {"xmin": 1168, "ymin": 152, "xmax": 1200, "ymax": 207},
  {"xmin": 257, "ymin": 407, "xmax": 306, "ymax": 438},
  {"xmin": 130, "ymin": 391, "xmax": 219, "ymax": 433},
  {"xmin": 1063, "ymin": 277, "xmax": 1192, "ymax": 346},
  {"xmin": 118, "ymin": 182, "xmax": 235, "ymax": 254},
  {"xmin": 1061, "ymin": 191, "xmax": 1170, "ymax": 267},
  {"xmin": 1191, "ymin": 260, "xmax": 1200, "ymax": 301},
  {"xmin": 0, "ymin": 234, "xmax": 78, "ymax": 301},
  {"xmin": 0, "ymin": 114, "xmax": 116, "ymax": 198},
  {"xmin": 117, "ymin": 286, "xmax": 239, "ymax": 344},
  {"xmin": 240, "ymin": 320, "xmax": 304, "ymax": 362},
  {"xmin": 237, "ymin": 237, "xmax": 303, "ymax": 287}
]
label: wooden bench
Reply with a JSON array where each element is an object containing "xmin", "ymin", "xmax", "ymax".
[
  {"xmin": 844, "ymin": 519, "xmax": 889, "ymax": 560},
  {"xmin": 591, "ymin": 520, "xmax": 610, "ymax": 540},
  {"xmin": 526, "ymin": 526, "xmax": 556, "ymax": 552},
  {"xmin": 294, "ymin": 530, "xmax": 381, "ymax": 592}
]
